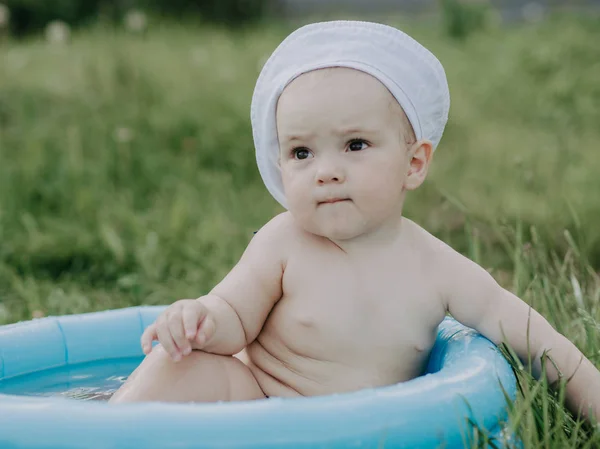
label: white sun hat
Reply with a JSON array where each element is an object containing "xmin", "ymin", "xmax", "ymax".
[{"xmin": 251, "ymin": 20, "xmax": 450, "ymax": 210}]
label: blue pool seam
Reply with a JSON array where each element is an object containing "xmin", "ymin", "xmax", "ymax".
[
  {"xmin": 0, "ymin": 349, "xmax": 4, "ymax": 379},
  {"xmin": 55, "ymin": 319, "xmax": 69, "ymax": 365}
]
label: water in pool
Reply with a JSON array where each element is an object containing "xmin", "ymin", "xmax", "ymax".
[{"xmin": 0, "ymin": 357, "xmax": 143, "ymax": 401}]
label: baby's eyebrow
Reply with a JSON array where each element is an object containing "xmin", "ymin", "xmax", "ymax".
[
  {"xmin": 281, "ymin": 128, "xmax": 376, "ymax": 142},
  {"xmin": 280, "ymin": 132, "xmax": 315, "ymax": 143},
  {"xmin": 333, "ymin": 127, "xmax": 377, "ymax": 136}
]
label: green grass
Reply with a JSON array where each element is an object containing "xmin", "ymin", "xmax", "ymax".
[{"xmin": 0, "ymin": 11, "xmax": 600, "ymax": 449}]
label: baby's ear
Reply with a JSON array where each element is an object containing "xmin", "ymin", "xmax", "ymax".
[{"xmin": 404, "ymin": 140, "xmax": 433, "ymax": 190}]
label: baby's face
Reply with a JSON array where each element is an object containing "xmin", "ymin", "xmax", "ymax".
[{"xmin": 276, "ymin": 67, "xmax": 415, "ymax": 241}]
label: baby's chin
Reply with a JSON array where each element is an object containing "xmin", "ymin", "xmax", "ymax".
[{"xmin": 299, "ymin": 213, "xmax": 368, "ymax": 241}]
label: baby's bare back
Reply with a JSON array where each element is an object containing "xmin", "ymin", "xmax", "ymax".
[{"xmin": 240, "ymin": 219, "xmax": 448, "ymax": 398}]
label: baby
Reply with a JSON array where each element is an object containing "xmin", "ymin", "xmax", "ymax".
[{"xmin": 110, "ymin": 21, "xmax": 600, "ymax": 420}]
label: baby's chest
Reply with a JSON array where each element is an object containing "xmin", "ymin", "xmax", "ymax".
[{"xmin": 272, "ymin": 258, "xmax": 445, "ymax": 354}]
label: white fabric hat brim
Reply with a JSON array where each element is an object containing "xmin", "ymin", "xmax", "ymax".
[{"xmin": 251, "ymin": 20, "xmax": 450, "ymax": 210}]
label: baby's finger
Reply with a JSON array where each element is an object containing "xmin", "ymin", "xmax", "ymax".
[
  {"xmin": 140, "ymin": 323, "xmax": 157, "ymax": 354},
  {"xmin": 168, "ymin": 313, "xmax": 190, "ymax": 356},
  {"xmin": 182, "ymin": 304, "xmax": 206, "ymax": 339},
  {"xmin": 195, "ymin": 315, "xmax": 215, "ymax": 347},
  {"xmin": 156, "ymin": 324, "xmax": 181, "ymax": 361}
]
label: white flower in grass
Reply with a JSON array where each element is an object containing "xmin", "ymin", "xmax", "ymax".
[
  {"xmin": 124, "ymin": 9, "xmax": 147, "ymax": 33},
  {"xmin": 113, "ymin": 127, "xmax": 134, "ymax": 143},
  {"xmin": 45, "ymin": 20, "xmax": 71, "ymax": 45},
  {"xmin": 0, "ymin": 4, "xmax": 10, "ymax": 30},
  {"xmin": 570, "ymin": 274, "xmax": 585, "ymax": 309}
]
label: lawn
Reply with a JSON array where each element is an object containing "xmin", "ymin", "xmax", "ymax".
[{"xmin": 0, "ymin": 10, "xmax": 599, "ymax": 448}]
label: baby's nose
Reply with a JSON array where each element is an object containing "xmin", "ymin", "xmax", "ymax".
[{"xmin": 316, "ymin": 162, "xmax": 345, "ymax": 184}]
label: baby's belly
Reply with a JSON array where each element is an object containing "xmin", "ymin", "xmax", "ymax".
[{"xmin": 240, "ymin": 331, "xmax": 432, "ymax": 398}]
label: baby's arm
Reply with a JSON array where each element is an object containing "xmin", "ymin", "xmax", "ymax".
[
  {"xmin": 196, "ymin": 212, "xmax": 289, "ymax": 355},
  {"xmin": 437, "ymin": 244, "xmax": 600, "ymax": 422}
]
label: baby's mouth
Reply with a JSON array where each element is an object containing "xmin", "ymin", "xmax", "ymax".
[{"xmin": 318, "ymin": 198, "xmax": 351, "ymax": 205}]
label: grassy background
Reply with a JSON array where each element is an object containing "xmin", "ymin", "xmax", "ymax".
[{"xmin": 1, "ymin": 11, "xmax": 600, "ymax": 448}]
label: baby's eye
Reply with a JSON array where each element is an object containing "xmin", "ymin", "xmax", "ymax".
[
  {"xmin": 292, "ymin": 147, "xmax": 312, "ymax": 160},
  {"xmin": 348, "ymin": 139, "xmax": 368, "ymax": 152}
]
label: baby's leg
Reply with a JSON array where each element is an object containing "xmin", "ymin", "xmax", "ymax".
[{"xmin": 108, "ymin": 345, "xmax": 265, "ymax": 403}]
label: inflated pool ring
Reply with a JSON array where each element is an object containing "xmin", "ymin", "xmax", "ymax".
[{"xmin": 0, "ymin": 306, "xmax": 517, "ymax": 449}]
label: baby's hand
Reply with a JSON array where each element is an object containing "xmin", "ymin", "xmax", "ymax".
[{"xmin": 140, "ymin": 299, "xmax": 216, "ymax": 362}]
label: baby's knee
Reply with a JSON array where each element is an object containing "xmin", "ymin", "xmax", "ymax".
[
  {"xmin": 114, "ymin": 344, "xmax": 263, "ymax": 403},
  {"xmin": 148, "ymin": 344, "xmax": 230, "ymax": 374}
]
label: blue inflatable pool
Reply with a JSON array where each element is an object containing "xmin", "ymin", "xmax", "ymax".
[{"xmin": 0, "ymin": 306, "xmax": 517, "ymax": 448}]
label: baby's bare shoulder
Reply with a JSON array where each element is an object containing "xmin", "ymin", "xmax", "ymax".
[
  {"xmin": 250, "ymin": 212, "xmax": 308, "ymax": 260},
  {"xmin": 402, "ymin": 218, "xmax": 453, "ymax": 256},
  {"xmin": 404, "ymin": 219, "xmax": 496, "ymax": 296},
  {"xmin": 260, "ymin": 212, "xmax": 326, "ymax": 247},
  {"xmin": 255, "ymin": 212, "xmax": 303, "ymax": 244},
  {"xmin": 402, "ymin": 218, "xmax": 474, "ymax": 275}
]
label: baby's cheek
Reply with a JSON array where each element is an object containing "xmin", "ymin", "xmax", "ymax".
[
  {"xmin": 284, "ymin": 177, "xmax": 309, "ymax": 205},
  {"xmin": 357, "ymin": 176, "xmax": 402, "ymax": 214},
  {"xmin": 281, "ymin": 172, "xmax": 300, "ymax": 199},
  {"xmin": 284, "ymin": 181, "xmax": 315, "ymax": 224},
  {"xmin": 360, "ymin": 174, "xmax": 392, "ymax": 199}
]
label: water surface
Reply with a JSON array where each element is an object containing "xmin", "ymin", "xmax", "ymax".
[{"xmin": 0, "ymin": 357, "xmax": 143, "ymax": 401}]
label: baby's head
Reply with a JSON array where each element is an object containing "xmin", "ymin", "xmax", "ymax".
[
  {"xmin": 275, "ymin": 67, "xmax": 430, "ymax": 240},
  {"xmin": 251, "ymin": 21, "xmax": 450, "ymax": 240}
]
